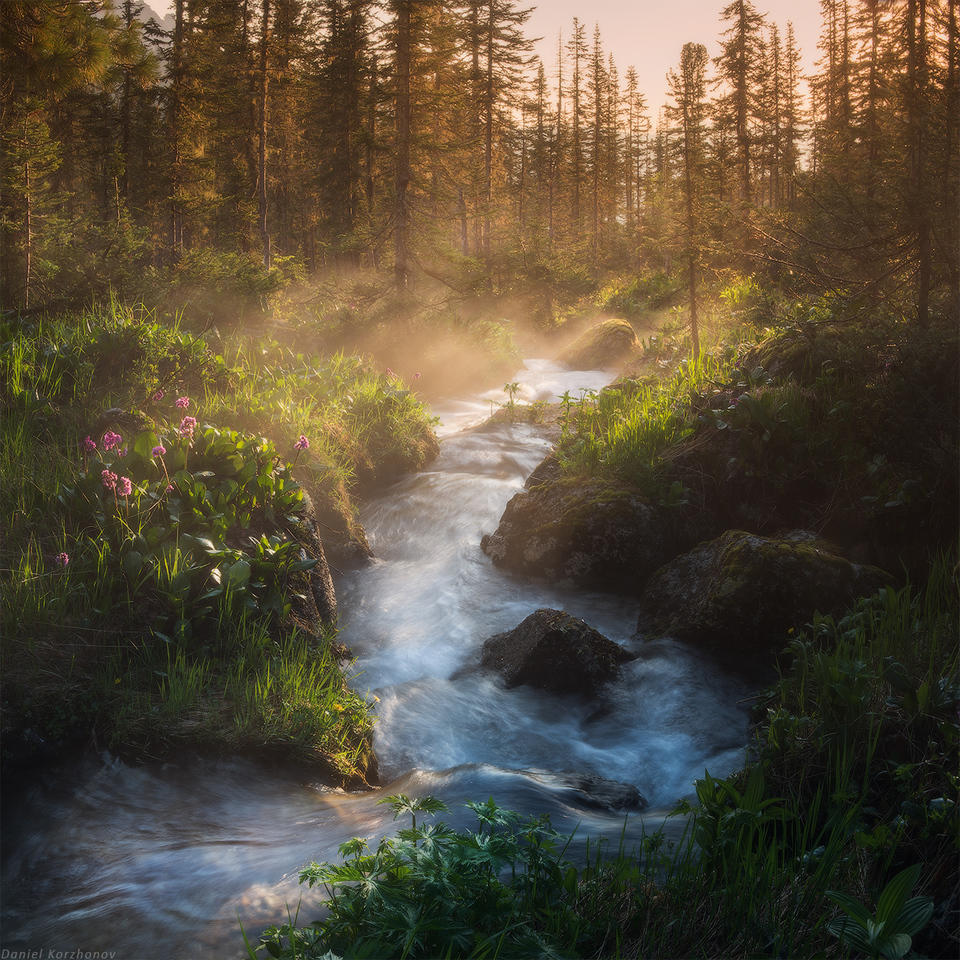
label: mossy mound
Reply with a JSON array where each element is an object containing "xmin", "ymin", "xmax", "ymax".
[
  {"xmin": 481, "ymin": 477, "xmax": 705, "ymax": 593},
  {"xmin": 637, "ymin": 530, "xmax": 892, "ymax": 663},
  {"xmin": 558, "ymin": 319, "xmax": 641, "ymax": 370}
]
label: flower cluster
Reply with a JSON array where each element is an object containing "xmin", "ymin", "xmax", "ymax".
[
  {"xmin": 180, "ymin": 416, "xmax": 197, "ymax": 437},
  {"xmin": 83, "ymin": 435, "xmax": 97, "ymax": 452},
  {"xmin": 294, "ymin": 435, "xmax": 310, "ymax": 452},
  {"xmin": 101, "ymin": 469, "xmax": 132, "ymax": 496},
  {"xmin": 152, "ymin": 444, "xmax": 167, "ymax": 458},
  {"xmin": 54, "ymin": 552, "xmax": 70, "ymax": 567},
  {"xmin": 102, "ymin": 430, "xmax": 123, "ymax": 452},
  {"xmin": 153, "ymin": 388, "xmax": 165, "ymax": 402},
  {"xmin": 175, "ymin": 396, "xmax": 190, "ymax": 409}
]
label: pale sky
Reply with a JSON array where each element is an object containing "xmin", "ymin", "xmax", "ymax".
[
  {"xmin": 525, "ymin": 0, "xmax": 820, "ymax": 113},
  {"xmin": 154, "ymin": 0, "xmax": 821, "ymax": 114}
]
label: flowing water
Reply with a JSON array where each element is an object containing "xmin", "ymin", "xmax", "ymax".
[{"xmin": 1, "ymin": 359, "xmax": 750, "ymax": 959}]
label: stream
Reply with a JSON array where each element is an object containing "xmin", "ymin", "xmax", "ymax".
[{"xmin": 1, "ymin": 359, "xmax": 750, "ymax": 959}]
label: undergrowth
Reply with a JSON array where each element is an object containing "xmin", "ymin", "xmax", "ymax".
[
  {"xmin": 0, "ymin": 301, "xmax": 436, "ymax": 776},
  {"xmin": 555, "ymin": 297, "xmax": 958, "ymax": 572},
  {"xmin": 249, "ymin": 556, "xmax": 959, "ymax": 959}
]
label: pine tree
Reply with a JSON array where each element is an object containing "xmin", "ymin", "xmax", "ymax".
[
  {"xmin": 667, "ymin": 42, "xmax": 709, "ymax": 355},
  {"xmin": 714, "ymin": 0, "xmax": 766, "ymax": 209},
  {"xmin": 566, "ymin": 17, "xmax": 587, "ymax": 239},
  {"xmin": 586, "ymin": 25, "xmax": 606, "ymax": 262}
]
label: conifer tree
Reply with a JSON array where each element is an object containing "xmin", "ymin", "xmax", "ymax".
[
  {"xmin": 667, "ymin": 42, "xmax": 709, "ymax": 356},
  {"xmin": 714, "ymin": 0, "xmax": 766, "ymax": 209}
]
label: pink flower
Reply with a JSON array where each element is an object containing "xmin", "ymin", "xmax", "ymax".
[
  {"xmin": 101, "ymin": 469, "xmax": 118, "ymax": 491},
  {"xmin": 179, "ymin": 416, "xmax": 197, "ymax": 437},
  {"xmin": 118, "ymin": 447, "xmax": 128, "ymax": 458},
  {"xmin": 152, "ymin": 444, "xmax": 167, "ymax": 457},
  {"xmin": 414, "ymin": 372, "xmax": 421, "ymax": 380},
  {"xmin": 54, "ymin": 552, "xmax": 69, "ymax": 567},
  {"xmin": 102, "ymin": 431, "xmax": 122, "ymax": 451},
  {"xmin": 165, "ymin": 483, "xmax": 174, "ymax": 493},
  {"xmin": 83, "ymin": 435, "xmax": 97, "ymax": 452},
  {"xmin": 118, "ymin": 476, "xmax": 132, "ymax": 497},
  {"xmin": 175, "ymin": 396, "xmax": 190, "ymax": 409},
  {"xmin": 153, "ymin": 389, "xmax": 165, "ymax": 402},
  {"xmin": 294, "ymin": 435, "xmax": 309, "ymax": 451}
]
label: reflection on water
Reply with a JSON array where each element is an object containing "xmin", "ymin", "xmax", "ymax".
[{"xmin": 1, "ymin": 359, "xmax": 749, "ymax": 958}]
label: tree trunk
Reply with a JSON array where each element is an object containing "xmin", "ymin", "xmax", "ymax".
[
  {"xmin": 23, "ymin": 153, "xmax": 31, "ymax": 309},
  {"xmin": 170, "ymin": 0, "xmax": 185, "ymax": 257},
  {"xmin": 483, "ymin": 1, "xmax": 494, "ymax": 267},
  {"xmin": 258, "ymin": 0, "xmax": 271, "ymax": 269},
  {"xmin": 394, "ymin": 1, "xmax": 411, "ymax": 287}
]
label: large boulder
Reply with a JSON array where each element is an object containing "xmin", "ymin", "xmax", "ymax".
[
  {"xmin": 558, "ymin": 319, "xmax": 640, "ymax": 370},
  {"xmin": 481, "ymin": 478, "xmax": 704, "ymax": 593},
  {"xmin": 481, "ymin": 608, "xmax": 635, "ymax": 696},
  {"xmin": 637, "ymin": 530, "xmax": 892, "ymax": 658}
]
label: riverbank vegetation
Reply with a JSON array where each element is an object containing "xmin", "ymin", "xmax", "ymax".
[
  {"xmin": 2, "ymin": 0, "xmax": 957, "ymax": 956},
  {"xmin": 0, "ymin": 302, "xmax": 436, "ymax": 780}
]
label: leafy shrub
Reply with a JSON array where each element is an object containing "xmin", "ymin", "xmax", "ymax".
[
  {"xmin": 63, "ymin": 420, "xmax": 314, "ymax": 645},
  {"xmin": 150, "ymin": 249, "xmax": 285, "ymax": 327},
  {"xmin": 0, "ymin": 303, "xmax": 234, "ymax": 409},
  {"xmin": 596, "ymin": 272, "xmax": 682, "ymax": 316},
  {"xmin": 249, "ymin": 795, "xmax": 586, "ymax": 959},
  {"xmin": 719, "ymin": 274, "xmax": 775, "ymax": 326}
]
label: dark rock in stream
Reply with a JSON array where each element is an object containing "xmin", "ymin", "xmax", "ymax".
[
  {"xmin": 530, "ymin": 770, "xmax": 648, "ymax": 812},
  {"xmin": 637, "ymin": 529, "xmax": 892, "ymax": 662},
  {"xmin": 524, "ymin": 453, "xmax": 562, "ymax": 488},
  {"xmin": 481, "ymin": 608, "xmax": 635, "ymax": 696},
  {"xmin": 481, "ymin": 477, "xmax": 704, "ymax": 593}
]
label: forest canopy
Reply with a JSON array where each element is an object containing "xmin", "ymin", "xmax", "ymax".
[{"xmin": 0, "ymin": 0, "xmax": 956, "ymax": 332}]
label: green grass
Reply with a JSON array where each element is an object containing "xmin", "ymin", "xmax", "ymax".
[{"xmin": 556, "ymin": 350, "xmax": 732, "ymax": 492}]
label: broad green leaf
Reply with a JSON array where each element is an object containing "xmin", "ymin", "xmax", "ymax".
[
  {"xmin": 893, "ymin": 897, "xmax": 934, "ymax": 936},
  {"xmin": 876, "ymin": 864, "xmax": 922, "ymax": 923},
  {"xmin": 133, "ymin": 430, "xmax": 160, "ymax": 460},
  {"xmin": 880, "ymin": 932, "xmax": 913, "ymax": 960},
  {"xmin": 827, "ymin": 918, "xmax": 873, "ymax": 954},
  {"xmin": 826, "ymin": 890, "xmax": 872, "ymax": 925},
  {"xmin": 123, "ymin": 550, "xmax": 143, "ymax": 580},
  {"xmin": 224, "ymin": 560, "xmax": 251, "ymax": 588}
]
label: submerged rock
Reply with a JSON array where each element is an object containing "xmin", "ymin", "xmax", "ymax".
[
  {"xmin": 528, "ymin": 770, "xmax": 648, "ymax": 812},
  {"xmin": 481, "ymin": 478, "xmax": 703, "ymax": 593},
  {"xmin": 637, "ymin": 529, "xmax": 891, "ymax": 659},
  {"xmin": 558, "ymin": 319, "xmax": 641, "ymax": 370},
  {"xmin": 481, "ymin": 608, "xmax": 635, "ymax": 696}
]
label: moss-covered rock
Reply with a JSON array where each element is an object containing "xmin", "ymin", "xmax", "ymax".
[
  {"xmin": 481, "ymin": 477, "xmax": 704, "ymax": 592},
  {"xmin": 637, "ymin": 530, "xmax": 892, "ymax": 660},
  {"xmin": 558, "ymin": 319, "xmax": 641, "ymax": 370},
  {"xmin": 481, "ymin": 608, "xmax": 635, "ymax": 695}
]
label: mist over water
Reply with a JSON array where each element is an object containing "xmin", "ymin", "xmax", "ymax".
[{"xmin": 1, "ymin": 359, "xmax": 750, "ymax": 958}]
